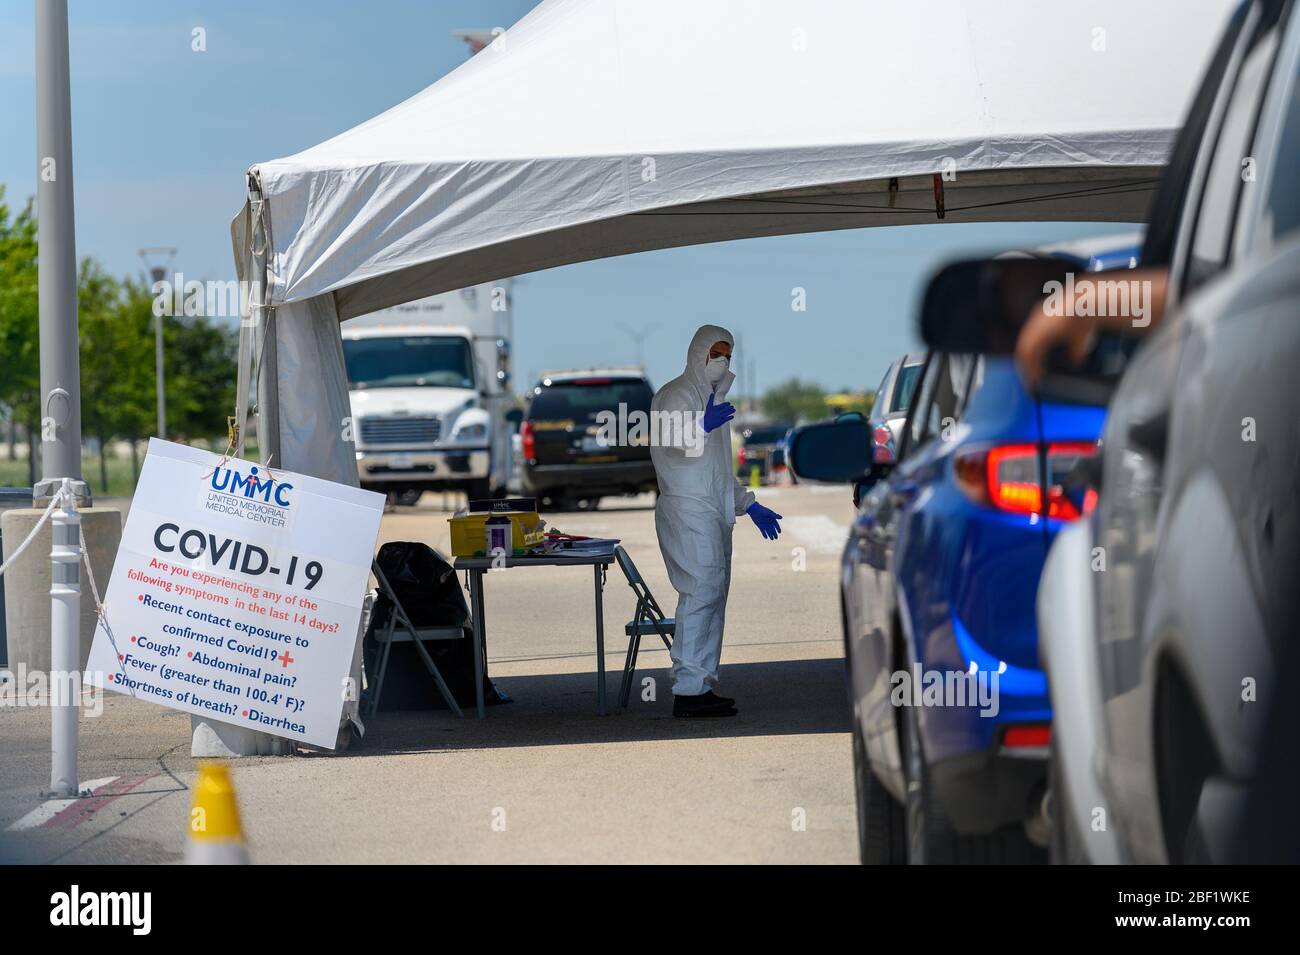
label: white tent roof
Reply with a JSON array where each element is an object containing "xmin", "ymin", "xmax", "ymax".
[{"xmin": 237, "ymin": 0, "xmax": 1233, "ymax": 320}]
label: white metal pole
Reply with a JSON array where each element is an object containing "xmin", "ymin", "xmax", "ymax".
[
  {"xmin": 37, "ymin": 0, "xmax": 85, "ymax": 797},
  {"xmin": 49, "ymin": 479, "xmax": 80, "ymax": 796}
]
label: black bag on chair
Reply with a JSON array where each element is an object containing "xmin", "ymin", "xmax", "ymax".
[{"xmin": 364, "ymin": 541, "xmax": 511, "ymax": 710}]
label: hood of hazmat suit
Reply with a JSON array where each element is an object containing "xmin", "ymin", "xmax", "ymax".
[
  {"xmin": 649, "ymin": 323, "xmax": 755, "ymax": 525},
  {"xmin": 649, "ymin": 323, "xmax": 755, "ymax": 696}
]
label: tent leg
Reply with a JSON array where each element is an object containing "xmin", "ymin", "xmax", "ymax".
[{"xmin": 191, "ymin": 300, "xmax": 286, "ymax": 757}]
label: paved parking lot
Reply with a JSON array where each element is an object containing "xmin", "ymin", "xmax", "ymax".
[{"xmin": 0, "ymin": 483, "xmax": 857, "ymax": 864}]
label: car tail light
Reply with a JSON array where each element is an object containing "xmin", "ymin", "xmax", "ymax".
[
  {"xmin": 1003, "ymin": 724, "xmax": 1051, "ymax": 748},
  {"xmin": 872, "ymin": 425, "xmax": 895, "ymax": 464},
  {"xmin": 522, "ymin": 420, "xmax": 535, "ymax": 461},
  {"xmin": 954, "ymin": 442, "xmax": 1098, "ymax": 521},
  {"xmin": 737, "ymin": 446, "xmax": 747, "ymax": 468}
]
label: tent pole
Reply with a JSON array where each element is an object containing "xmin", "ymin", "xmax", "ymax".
[{"xmin": 191, "ymin": 189, "xmax": 290, "ymax": 757}]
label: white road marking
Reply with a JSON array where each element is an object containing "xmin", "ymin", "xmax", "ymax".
[
  {"xmin": 6, "ymin": 776, "xmax": 119, "ymax": 831},
  {"xmin": 782, "ymin": 514, "xmax": 849, "ymax": 554}
]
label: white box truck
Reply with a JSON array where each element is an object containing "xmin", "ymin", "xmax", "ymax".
[{"xmin": 341, "ymin": 280, "xmax": 516, "ymax": 503}]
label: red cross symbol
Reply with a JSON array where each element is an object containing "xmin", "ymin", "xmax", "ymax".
[{"xmin": 278, "ymin": 651, "xmax": 295, "ymax": 668}]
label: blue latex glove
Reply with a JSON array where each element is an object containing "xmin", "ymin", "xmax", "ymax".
[
  {"xmin": 703, "ymin": 392, "xmax": 736, "ymax": 433},
  {"xmin": 746, "ymin": 501, "xmax": 783, "ymax": 540}
]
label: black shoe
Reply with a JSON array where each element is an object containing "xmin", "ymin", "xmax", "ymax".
[{"xmin": 673, "ymin": 691, "xmax": 738, "ymax": 718}]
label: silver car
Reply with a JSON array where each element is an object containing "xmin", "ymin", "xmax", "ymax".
[
  {"xmin": 1042, "ymin": 0, "xmax": 1299, "ymax": 864},
  {"xmin": 868, "ymin": 353, "xmax": 925, "ymax": 465},
  {"xmin": 922, "ymin": 0, "xmax": 1298, "ymax": 864}
]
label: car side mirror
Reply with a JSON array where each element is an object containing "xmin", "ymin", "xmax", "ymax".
[
  {"xmin": 788, "ymin": 417, "xmax": 871, "ymax": 484},
  {"xmin": 918, "ymin": 257, "xmax": 1129, "ymax": 405},
  {"xmin": 919, "ymin": 257, "xmax": 1072, "ymax": 355}
]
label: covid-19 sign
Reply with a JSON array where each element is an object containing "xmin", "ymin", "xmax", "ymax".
[{"xmin": 86, "ymin": 439, "xmax": 384, "ymax": 748}]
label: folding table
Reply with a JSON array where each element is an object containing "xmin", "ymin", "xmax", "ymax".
[{"xmin": 452, "ymin": 552, "xmax": 615, "ymax": 718}]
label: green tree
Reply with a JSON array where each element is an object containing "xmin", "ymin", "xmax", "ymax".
[
  {"xmin": 2, "ymin": 189, "xmax": 239, "ymax": 493},
  {"xmin": 0, "ymin": 189, "xmax": 40, "ymax": 484},
  {"xmin": 78, "ymin": 264, "xmax": 157, "ymax": 492},
  {"xmin": 164, "ymin": 303, "xmax": 237, "ymax": 444},
  {"xmin": 80, "ymin": 273, "xmax": 236, "ymax": 492},
  {"xmin": 761, "ymin": 377, "xmax": 829, "ymax": 423}
]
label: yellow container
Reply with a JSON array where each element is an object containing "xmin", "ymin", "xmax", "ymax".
[{"xmin": 448, "ymin": 511, "xmax": 545, "ymax": 557}]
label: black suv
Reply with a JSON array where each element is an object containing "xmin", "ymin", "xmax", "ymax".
[{"xmin": 521, "ymin": 370, "xmax": 658, "ymax": 510}]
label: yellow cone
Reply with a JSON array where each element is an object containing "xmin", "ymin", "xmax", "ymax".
[
  {"xmin": 185, "ymin": 761, "xmax": 250, "ymax": 864},
  {"xmin": 749, "ymin": 465, "xmax": 761, "ymax": 489}
]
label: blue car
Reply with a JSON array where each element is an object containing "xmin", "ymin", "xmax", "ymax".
[{"xmin": 790, "ymin": 236, "xmax": 1139, "ymax": 864}]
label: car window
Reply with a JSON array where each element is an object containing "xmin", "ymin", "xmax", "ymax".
[
  {"xmin": 961, "ymin": 357, "xmax": 986, "ymax": 415},
  {"xmin": 1255, "ymin": 28, "xmax": 1300, "ymax": 247},
  {"xmin": 342, "ymin": 335, "xmax": 475, "ymax": 389},
  {"xmin": 1185, "ymin": 12, "xmax": 1283, "ymax": 293},
  {"xmin": 528, "ymin": 379, "xmax": 653, "ymax": 422},
  {"xmin": 1142, "ymin": 3, "xmax": 1250, "ymax": 269},
  {"xmin": 744, "ymin": 426, "xmax": 789, "ymax": 445},
  {"xmin": 908, "ymin": 354, "xmax": 963, "ymax": 450},
  {"xmin": 950, "ymin": 354, "xmax": 979, "ymax": 420},
  {"xmin": 892, "ymin": 363, "xmax": 923, "ymax": 413},
  {"xmin": 902, "ymin": 354, "xmax": 938, "ymax": 456},
  {"xmin": 871, "ymin": 367, "xmax": 892, "ymax": 418},
  {"xmin": 925, "ymin": 355, "xmax": 967, "ymax": 442}
]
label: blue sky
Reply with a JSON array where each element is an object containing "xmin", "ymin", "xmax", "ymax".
[{"xmin": 0, "ymin": 0, "xmax": 1127, "ymax": 395}]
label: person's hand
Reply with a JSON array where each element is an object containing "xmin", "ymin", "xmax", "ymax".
[
  {"xmin": 746, "ymin": 501, "xmax": 782, "ymax": 540},
  {"xmin": 703, "ymin": 392, "xmax": 736, "ymax": 433},
  {"xmin": 1016, "ymin": 267, "xmax": 1170, "ymax": 388},
  {"xmin": 1014, "ymin": 301, "xmax": 1096, "ymax": 390}
]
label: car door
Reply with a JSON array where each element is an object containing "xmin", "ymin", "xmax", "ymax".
[
  {"xmin": 850, "ymin": 353, "xmax": 959, "ymax": 793},
  {"xmin": 848, "ymin": 353, "xmax": 933, "ymax": 792},
  {"xmin": 1095, "ymin": 0, "xmax": 1287, "ymax": 861}
]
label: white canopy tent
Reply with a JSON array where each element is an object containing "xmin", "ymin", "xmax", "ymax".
[
  {"xmin": 217, "ymin": 0, "xmax": 1232, "ymax": 755},
  {"xmin": 231, "ymin": 0, "xmax": 1232, "ymax": 483}
]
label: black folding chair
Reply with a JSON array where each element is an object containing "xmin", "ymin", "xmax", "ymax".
[
  {"xmin": 366, "ymin": 562, "xmax": 464, "ymax": 718},
  {"xmin": 614, "ymin": 545, "xmax": 675, "ymax": 710}
]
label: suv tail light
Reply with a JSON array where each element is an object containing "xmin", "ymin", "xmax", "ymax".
[
  {"xmin": 872, "ymin": 425, "xmax": 895, "ymax": 464},
  {"xmin": 954, "ymin": 442, "xmax": 1098, "ymax": 521},
  {"xmin": 737, "ymin": 445, "xmax": 747, "ymax": 468},
  {"xmin": 521, "ymin": 420, "xmax": 536, "ymax": 461}
]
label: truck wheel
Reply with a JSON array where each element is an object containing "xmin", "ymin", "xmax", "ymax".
[{"xmin": 466, "ymin": 479, "xmax": 492, "ymax": 503}]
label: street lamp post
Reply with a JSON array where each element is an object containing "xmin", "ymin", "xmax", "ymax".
[
  {"xmin": 139, "ymin": 248, "xmax": 175, "ymax": 440},
  {"xmin": 617, "ymin": 322, "xmax": 658, "ymax": 371},
  {"xmin": 35, "ymin": 0, "xmax": 87, "ymax": 798}
]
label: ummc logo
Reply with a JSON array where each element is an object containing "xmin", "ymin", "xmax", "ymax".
[{"xmin": 210, "ymin": 465, "xmax": 293, "ymax": 508}]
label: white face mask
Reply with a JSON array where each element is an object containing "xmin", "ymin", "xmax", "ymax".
[{"xmin": 704, "ymin": 355, "xmax": 730, "ymax": 384}]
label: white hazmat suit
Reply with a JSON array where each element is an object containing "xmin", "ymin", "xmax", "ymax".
[{"xmin": 650, "ymin": 324, "xmax": 755, "ymax": 697}]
